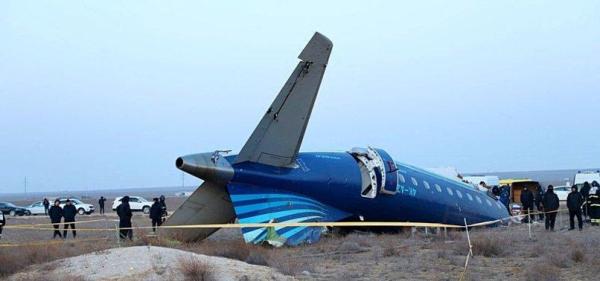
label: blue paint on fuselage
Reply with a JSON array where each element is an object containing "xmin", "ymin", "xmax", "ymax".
[{"xmin": 227, "ymin": 150, "xmax": 508, "ymax": 226}]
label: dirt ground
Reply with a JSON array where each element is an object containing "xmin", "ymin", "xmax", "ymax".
[{"xmin": 1, "ymin": 197, "xmax": 599, "ymax": 280}]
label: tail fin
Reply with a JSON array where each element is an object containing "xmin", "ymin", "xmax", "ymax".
[{"xmin": 234, "ymin": 32, "xmax": 333, "ymax": 167}]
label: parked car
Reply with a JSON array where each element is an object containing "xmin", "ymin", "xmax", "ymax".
[
  {"xmin": 26, "ymin": 201, "xmax": 47, "ymax": 215},
  {"xmin": 0, "ymin": 202, "xmax": 30, "ymax": 216},
  {"xmin": 112, "ymin": 196, "xmax": 151, "ymax": 214},
  {"xmin": 54, "ymin": 198, "xmax": 95, "ymax": 215},
  {"xmin": 553, "ymin": 185, "xmax": 570, "ymax": 201}
]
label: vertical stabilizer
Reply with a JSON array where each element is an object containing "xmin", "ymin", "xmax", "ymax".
[{"xmin": 234, "ymin": 32, "xmax": 333, "ymax": 167}]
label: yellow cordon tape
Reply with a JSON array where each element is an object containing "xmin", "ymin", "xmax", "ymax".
[
  {"xmin": 0, "ymin": 208, "xmax": 572, "ymax": 245},
  {"xmin": 4, "ymin": 221, "xmax": 464, "ymax": 232}
]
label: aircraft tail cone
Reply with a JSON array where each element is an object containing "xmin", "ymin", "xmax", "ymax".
[{"xmin": 175, "ymin": 152, "xmax": 233, "ymax": 185}]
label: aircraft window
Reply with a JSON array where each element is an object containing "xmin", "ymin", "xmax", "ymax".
[
  {"xmin": 423, "ymin": 181, "xmax": 430, "ymax": 190},
  {"xmin": 476, "ymin": 196, "xmax": 482, "ymax": 204},
  {"xmin": 467, "ymin": 193, "xmax": 473, "ymax": 201},
  {"xmin": 411, "ymin": 177, "xmax": 418, "ymax": 186},
  {"xmin": 446, "ymin": 187, "xmax": 454, "ymax": 196},
  {"xmin": 435, "ymin": 184, "xmax": 442, "ymax": 192},
  {"xmin": 486, "ymin": 199, "xmax": 492, "ymax": 206},
  {"xmin": 398, "ymin": 173, "xmax": 406, "ymax": 183},
  {"xmin": 456, "ymin": 190, "xmax": 463, "ymax": 199}
]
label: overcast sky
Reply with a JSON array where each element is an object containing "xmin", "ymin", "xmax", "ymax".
[{"xmin": 1, "ymin": 1, "xmax": 599, "ymax": 193}]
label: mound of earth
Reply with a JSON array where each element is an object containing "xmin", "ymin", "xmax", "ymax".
[{"xmin": 8, "ymin": 246, "xmax": 295, "ymax": 281}]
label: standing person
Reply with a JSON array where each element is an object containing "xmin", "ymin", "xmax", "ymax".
[
  {"xmin": 62, "ymin": 199, "xmax": 77, "ymax": 239},
  {"xmin": 499, "ymin": 185, "xmax": 511, "ymax": 213},
  {"xmin": 116, "ymin": 196, "xmax": 133, "ymax": 240},
  {"xmin": 591, "ymin": 181, "xmax": 600, "ymax": 195},
  {"xmin": 0, "ymin": 210, "xmax": 5, "ymax": 240},
  {"xmin": 149, "ymin": 198, "xmax": 162, "ymax": 233},
  {"xmin": 588, "ymin": 188, "xmax": 600, "ymax": 226},
  {"xmin": 43, "ymin": 198, "xmax": 50, "ymax": 215},
  {"xmin": 520, "ymin": 186, "xmax": 534, "ymax": 223},
  {"xmin": 567, "ymin": 185, "xmax": 584, "ymax": 231},
  {"xmin": 542, "ymin": 185, "xmax": 560, "ymax": 231},
  {"xmin": 98, "ymin": 196, "xmax": 107, "ymax": 215},
  {"xmin": 159, "ymin": 195, "xmax": 167, "ymax": 223},
  {"xmin": 534, "ymin": 185, "xmax": 545, "ymax": 221},
  {"xmin": 581, "ymin": 182, "xmax": 591, "ymax": 219},
  {"xmin": 48, "ymin": 200, "xmax": 63, "ymax": 239}
]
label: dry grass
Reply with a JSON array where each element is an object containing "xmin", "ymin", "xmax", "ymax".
[
  {"xmin": 0, "ymin": 241, "xmax": 111, "ymax": 277},
  {"xmin": 545, "ymin": 250, "xmax": 570, "ymax": 268},
  {"xmin": 245, "ymin": 250, "xmax": 269, "ymax": 266},
  {"xmin": 522, "ymin": 262, "xmax": 560, "ymax": 281},
  {"xmin": 195, "ymin": 239, "xmax": 251, "ymax": 261},
  {"xmin": 382, "ymin": 241, "xmax": 402, "ymax": 257},
  {"xmin": 570, "ymin": 247, "xmax": 586, "ymax": 263},
  {"xmin": 267, "ymin": 251, "xmax": 312, "ymax": 276},
  {"xmin": 342, "ymin": 233, "xmax": 372, "ymax": 248},
  {"xmin": 177, "ymin": 256, "xmax": 215, "ymax": 281},
  {"xmin": 470, "ymin": 235, "xmax": 505, "ymax": 257}
]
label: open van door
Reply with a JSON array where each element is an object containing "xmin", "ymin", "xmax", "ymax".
[{"xmin": 500, "ymin": 179, "xmax": 541, "ymax": 204}]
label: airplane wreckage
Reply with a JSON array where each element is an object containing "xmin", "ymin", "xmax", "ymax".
[{"xmin": 163, "ymin": 32, "xmax": 509, "ymax": 246}]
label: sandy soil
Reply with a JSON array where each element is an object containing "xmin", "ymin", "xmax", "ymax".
[{"xmin": 7, "ymin": 246, "xmax": 294, "ymax": 281}]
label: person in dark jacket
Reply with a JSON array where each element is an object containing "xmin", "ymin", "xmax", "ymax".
[
  {"xmin": 62, "ymin": 199, "xmax": 77, "ymax": 238},
  {"xmin": 542, "ymin": 185, "xmax": 560, "ymax": 231},
  {"xmin": 43, "ymin": 198, "xmax": 50, "ymax": 215},
  {"xmin": 159, "ymin": 195, "xmax": 167, "ymax": 223},
  {"xmin": 520, "ymin": 186, "xmax": 534, "ymax": 223},
  {"xmin": 48, "ymin": 200, "xmax": 63, "ymax": 239},
  {"xmin": 0, "ymin": 210, "xmax": 5, "ymax": 240},
  {"xmin": 499, "ymin": 185, "xmax": 511, "ymax": 213},
  {"xmin": 588, "ymin": 188, "xmax": 600, "ymax": 226},
  {"xmin": 581, "ymin": 181, "xmax": 591, "ymax": 219},
  {"xmin": 149, "ymin": 198, "xmax": 162, "ymax": 233},
  {"xmin": 567, "ymin": 185, "xmax": 584, "ymax": 230},
  {"xmin": 116, "ymin": 196, "xmax": 133, "ymax": 240},
  {"xmin": 534, "ymin": 185, "xmax": 545, "ymax": 221},
  {"xmin": 98, "ymin": 196, "xmax": 107, "ymax": 215}
]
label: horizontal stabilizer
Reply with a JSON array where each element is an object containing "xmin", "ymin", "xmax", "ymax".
[
  {"xmin": 234, "ymin": 32, "xmax": 333, "ymax": 167},
  {"xmin": 161, "ymin": 181, "xmax": 235, "ymax": 241},
  {"xmin": 227, "ymin": 182, "xmax": 350, "ymax": 246}
]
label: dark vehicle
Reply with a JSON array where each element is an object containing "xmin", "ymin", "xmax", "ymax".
[{"xmin": 0, "ymin": 202, "xmax": 31, "ymax": 216}]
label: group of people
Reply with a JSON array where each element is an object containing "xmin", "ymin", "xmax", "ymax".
[
  {"xmin": 48, "ymin": 199, "xmax": 79, "ymax": 239},
  {"xmin": 520, "ymin": 185, "xmax": 561, "ymax": 230},
  {"xmin": 24, "ymin": 195, "xmax": 168, "ymax": 241},
  {"xmin": 519, "ymin": 181, "xmax": 600, "ymax": 231},
  {"xmin": 114, "ymin": 195, "xmax": 167, "ymax": 240}
]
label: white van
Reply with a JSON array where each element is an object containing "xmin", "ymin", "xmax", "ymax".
[{"xmin": 574, "ymin": 171, "xmax": 600, "ymax": 190}]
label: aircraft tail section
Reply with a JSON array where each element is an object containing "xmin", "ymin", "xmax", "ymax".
[
  {"xmin": 234, "ymin": 32, "xmax": 333, "ymax": 167},
  {"xmin": 227, "ymin": 182, "xmax": 350, "ymax": 246},
  {"xmin": 161, "ymin": 181, "xmax": 235, "ymax": 241}
]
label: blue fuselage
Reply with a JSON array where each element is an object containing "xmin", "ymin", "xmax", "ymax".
[{"xmin": 229, "ymin": 151, "xmax": 509, "ymax": 226}]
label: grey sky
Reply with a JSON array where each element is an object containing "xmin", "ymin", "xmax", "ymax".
[{"xmin": 1, "ymin": 1, "xmax": 599, "ymax": 192}]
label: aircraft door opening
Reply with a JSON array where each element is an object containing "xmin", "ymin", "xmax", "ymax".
[{"xmin": 349, "ymin": 147, "xmax": 397, "ymax": 198}]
